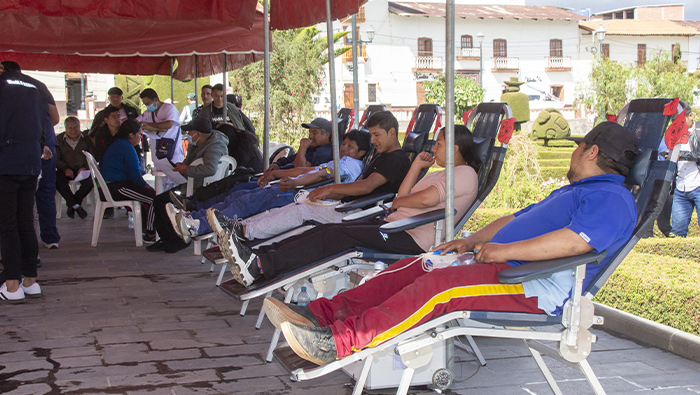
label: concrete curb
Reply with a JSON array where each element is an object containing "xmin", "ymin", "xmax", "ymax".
[{"xmin": 594, "ymin": 302, "xmax": 700, "ymax": 363}]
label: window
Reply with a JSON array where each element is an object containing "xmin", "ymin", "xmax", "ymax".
[
  {"xmin": 550, "ymin": 39, "xmax": 563, "ymax": 57},
  {"xmin": 461, "ymin": 35, "xmax": 473, "ymax": 49},
  {"xmin": 551, "ymin": 85, "xmax": 564, "ymax": 99},
  {"xmin": 368, "ymin": 84, "xmax": 377, "ymax": 102},
  {"xmin": 637, "ymin": 44, "xmax": 646, "ymax": 66},
  {"xmin": 602, "ymin": 43, "xmax": 610, "ymax": 59},
  {"xmin": 626, "ymin": 10, "xmax": 634, "ymax": 19},
  {"xmin": 344, "ymin": 27, "xmax": 360, "ymax": 45},
  {"xmin": 493, "ymin": 39, "xmax": 507, "ymax": 58},
  {"xmin": 614, "ymin": 11, "xmax": 623, "ymax": 19},
  {"xmin": 418, "ymin": 38, "xmax": 433, "ymax": 57}
]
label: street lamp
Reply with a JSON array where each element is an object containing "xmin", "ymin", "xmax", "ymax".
[
  {"xmin": 595, "ymin": 24, "xmax": 606, "ymax": 57},
  {"xmin": 477, "ymin": 32, "xmax": 485, "ymax": 88}
]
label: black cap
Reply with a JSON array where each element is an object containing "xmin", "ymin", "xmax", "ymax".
[
  {"xmin": 181, "ymin": 116, "xmax": 213, "ymax": 134},
  {"xmin": 301, "ymin": 117, "xmax": 333, "ymax": 134},
  {"xmin": 119, "ymin": 119, "xmax": 141, "ymax": 135},
  {"xmin": 566, "ymin": 121, "xmax": 639, "ymax": 168},
  {"xmin": 108, "ymin": 87, "xmax": 123, "ymax": 96}
]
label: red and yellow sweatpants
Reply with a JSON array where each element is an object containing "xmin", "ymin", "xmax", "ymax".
[{"xmin": 307, "ymin": 257, "xmax": 544, "ymax": 358}]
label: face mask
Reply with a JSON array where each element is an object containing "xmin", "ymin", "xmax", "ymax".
[
  {"xmin": 186, "ymin": 134, "xmax": 198, "ymax": 146},
  {"xmin": 146, "ymin": 102, "xmax": 157, "ymax": 112}
]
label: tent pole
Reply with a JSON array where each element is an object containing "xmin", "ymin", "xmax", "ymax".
[
  {"xmin": 170, "ymin": 57, "xmax": 175, "ymax": 104},
  {"xmin": 263, "ymin": 0, "xmax": 270, "ymax": 171},
  {"xmin": 445, "ymin": 0, "xmax": 455, "ymax": 241},
  {"xmin": 352, "ymin": 15, "xmax": 359, "ymax": 129},
  {"xmin": 194, "ymin": 55, "xmax": 199, "ymax": 107},
  {"xmin": 222, "ymin": 53, "xmax": 227, "ymax": 123},
  {"xmin": 326, "ymin": 0, "xmax": 341, "ymax": 184}
]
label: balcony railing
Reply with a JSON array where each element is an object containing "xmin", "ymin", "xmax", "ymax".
[
  {"xmin": 492, "ymin": 57, "xmax": 519, "ymax": 71},
  {"xmin": 457, "ymin": 47, "xmax": 480, "ymax": 59},
  {"xmin": 545, "ymin": 56, "xmax": 572, "ymax": 71},
  {"xmin": 342, "ymin": 46, "xmax": 367, "ymax": 63},
  {"xmin": 414, "ymin": 56, "xmax": 443, "ymax": 70}
]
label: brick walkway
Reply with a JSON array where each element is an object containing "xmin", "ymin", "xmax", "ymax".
[{"xmin": 1, "ymin": 210, "xmax": 699, "ymax": 394}]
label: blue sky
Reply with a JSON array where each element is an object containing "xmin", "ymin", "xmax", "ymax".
[{"xmin": 525, "ymin": 1, "xmax": 700, "ymax": 20}]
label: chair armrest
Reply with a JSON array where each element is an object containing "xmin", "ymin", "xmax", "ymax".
[
  {"xmin": 342, "ymin": 204, "xmax": 389, "ymax": 222},
  {"xmin": 379, "ymin": 208, "xmax": 455, "ymax": 234},
  {"xmin": 496, "ymin": 251, "xmax": 607, "ymax": 284},
  {"xmin": 335, "ymin": 193, "xmax": 395, "ymax": 212}
]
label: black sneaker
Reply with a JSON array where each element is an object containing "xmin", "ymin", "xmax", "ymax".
[
  {"xmin": 163, "ymin": 239, "xmax": 191, "ymax": 254},
  {"xmin": 66, "ymin": 206, "xmax": 76, "ymax": 218},
  {"xmin": 103, "ymin": 207, "xmax": 114, "ymax": 219},
  {"xmin": 220, "ymin": 229, "xmax": 258, "ymax": 287},
  {"xmin": 169, "ymin": 190, "xmax": 188, "ymax": 211},
  {"xmin": 75, "ymin": 206, "xmax": 88, "ymax": 219},
  {"xmin": 142, "ymin": 233, "xmax": 157, "ymax": 244},
  {"xmin": 146, "ymin": 239, "xmax": 165, "ymax": 252},
  {"xmin": 264, "ymin": 297, "xmax": 319, "ymax": 330},
  {"xmin": 281, "ymin": 322, "xmax": 337, "ymax": 365},
  {"xmin": 206, "ymin": 209, "xmax": 243, "ymax": 239}
]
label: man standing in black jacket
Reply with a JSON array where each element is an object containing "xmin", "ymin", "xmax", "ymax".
[{"xmin": 88, "ymin": 87, "xmax": 139, "ymax": 137}]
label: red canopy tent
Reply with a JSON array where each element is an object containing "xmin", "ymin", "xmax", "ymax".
[
  {"xmin": 0, "ymin": 0, "xmax": 265, "ymax": 79},
  {"xmin": 270, "ymin": 0, "xmax": 365, "ymax": 30}
]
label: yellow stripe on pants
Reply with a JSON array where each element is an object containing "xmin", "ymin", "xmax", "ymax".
[{"xmin": 362, "ymin": 283, "xmax": 525, "ymax": 350}]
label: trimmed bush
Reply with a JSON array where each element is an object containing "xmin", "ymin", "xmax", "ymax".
[
  {"xmin": 537, "ymin": 151, "xmax": 573, "ymax": 160},
  {"xmin": 463, "ymin": 208, "xmax": 518, "ymax": 234},
  {"xmin": 596, "ymin": 250, "xmax": 700, "ymax": 336},
  {"xmin": 538, "ymin": 159, "xmax": 570, "ymax": 167},
  {"xmin": 541, "ymin": 167, "xmax": 568, "ymax": 180},
  {"xmin": 532, "ymin": 108, "xmax": 571, "ymax": 146}
]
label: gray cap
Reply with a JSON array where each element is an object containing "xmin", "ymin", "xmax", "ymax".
[{"xmin": 302, "ymin": 117, "xmax": 333, "ymax": 134}]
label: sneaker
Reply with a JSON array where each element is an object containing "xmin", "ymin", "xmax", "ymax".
[
  {"xmin": 166, "ymin": 203, "xmax": 184, "ymax": 237},
  {"xmin": 66, "ymin": 206, "xmax": 76, "ymax": 218},
  {"xmin": 176, "ymin": 213, "xmax": 200, "ymax": 243},
  {"xmin": 45, "ymin": 243, "xmax": 58, "ymax": 250},
  {"xmin": 75, "ymin": 206, "xmax": 88, "ymax": 219},
  {"xmin": 169, "ymin": 190, "xmax": 188, "ymax": 211},
  {"xmin": 280, "ymin": 322, "xmax": 337, "ymax": 366},
  {"xmin": 142, "ymin": 233, "xmax": 157, "ymax": 244},
  {"xmin": 146, "ymin": 239, "xmax": 166, "ymax": 252},
  {"xmin": 206, "ymin": 209, "xmax": 243, "ymax": 240},
  {"xmin": 103, "ymin": 207, "xmax": 114, "ymax": 219},
  {"xmin": 220, "ymin": 229, "xmax": 258, "ymax": 287},
  {"xmin": 264, "ymin": 297, "xmax": 319, "ymax": 330},
  {"xmin": 0, "ymin": 283, "xmax": 25, "ymax": 303},
  {"xmin": 21, "ymin": 282, "xmax": 42, "ymax": 298},
  {"xmin": 36, "ymin": 258, "xmax": 42, "ymax": 268}
]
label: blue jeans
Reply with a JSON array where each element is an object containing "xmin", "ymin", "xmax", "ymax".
[
  {"xmin": 190, "ymin": 186, "xmax": 295, "ymax": 235},
  {"xmin": 671, "ymin": 187, "xmax": 700, "ymax": 237},
  {"xmin": 195, "ymin": 180, "xmax": 259, "ymax": 210}
]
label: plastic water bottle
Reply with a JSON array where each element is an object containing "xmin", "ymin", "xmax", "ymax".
[
  {"xmin": 297, "ymin": 287, "xmax": 310, "ymax": 306},
  {"xmin": 128, "ymin": 211, "xmax": 134, "ymax": 229}
]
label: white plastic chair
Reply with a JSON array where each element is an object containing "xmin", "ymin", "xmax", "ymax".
[
  {"xmin": 83, "ymin": 151, "xmax": 143, "ymax": 247},
  {"xmin": 55, "ymin": 178, "xmax": 95, "ymax": 219}
]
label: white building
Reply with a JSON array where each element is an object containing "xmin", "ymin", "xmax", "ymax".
[{"xmin": 323, "ymin": 0, "xmax": 585, "ymax": 113}]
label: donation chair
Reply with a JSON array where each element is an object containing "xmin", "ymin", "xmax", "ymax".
[
  {"xmin": 271, "ymin": 99, "xmax": 683, "ymax": 395},
  {"xmin": 358, "ymin": 104, "xmax": 388, "ymax": 128}
]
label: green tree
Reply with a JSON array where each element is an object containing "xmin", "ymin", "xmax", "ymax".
[
  {"xmin": 115, "ymin": 74, "xmax": 210, "ymax": 112},
  {"xmin": 229, "ymin": 27, "xmax": 349, "ymax": 145},
  {"xmin": 578, "ymin": 57, "xmax": 634, "ymax": 122},
  {"xmin": 422, "ymin": 74, "xmax": 484, "ymax": 123},
  {"xmin": 635, "ymin": 50, "xmax": 698, "ymax": 104}
]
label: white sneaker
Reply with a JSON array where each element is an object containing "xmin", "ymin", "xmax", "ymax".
[
  {"xmin": 21, "ymin": 282, "xmax": 42, "ymax": 298},
  {"xmin": 0, "ymin": 283, "xmax": 25, "ymax": 303},
  {"xmin": 45, "ymin": 243, "xmax": 58, "ymax": 249},
  {"xmin": 166, "ymin": 203, "xmax": 184, "ymax": 237},
  {"xmin": 176, "ymin": 213, "xmax": 200, "ymax": 243}
]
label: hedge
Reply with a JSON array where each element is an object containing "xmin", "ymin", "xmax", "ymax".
[
  {"xmin": 537, "ymin": 159, "xmax": 570, "ymax": 168},
  {"xmin": 537, "ymin": 151, "xmax": 573, "ymax": 160},
  {"xmin": 540, "ymin": 167, "xmax": 568, "ymax": 180}
]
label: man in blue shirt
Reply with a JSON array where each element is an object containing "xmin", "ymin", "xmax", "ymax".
[{"xmin": 264, "ymin": 121, "xmax": 640, "ymax": 366}]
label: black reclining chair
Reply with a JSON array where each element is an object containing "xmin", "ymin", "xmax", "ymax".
[
  {"xmin": 337, "ymin": 107, "xmax": 354, "ymax": 136},
  {"xmin": 271, "ymin": 99, "xmax": 684, "ymax": 395},
  {"xmin": 358, "ymin": 104, "xmax": 388, "ymax": 128}
]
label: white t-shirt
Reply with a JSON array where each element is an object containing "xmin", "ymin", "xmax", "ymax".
[
  {"xmin": 138, "ymin": 102, "xmax": 184, "ymax": 166},
  {"xmin": 676, "ymin": 122, "xmax": 700, "ymax": 192}
]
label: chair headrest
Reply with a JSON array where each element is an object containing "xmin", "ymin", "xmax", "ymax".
[
  {"xmin": 471, "ymin": 137, "xmax": 493, "ymax": 165},
  {"xmin": 402, "ymin": 132, "xmax": 426, "ymax": 154},
  {"xmin": 625, "ymin": 148, "xmax": 653, "ymax": 187}
]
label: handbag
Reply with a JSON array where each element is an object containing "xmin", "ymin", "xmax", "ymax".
[{"xmin": 149, "ymin": 112, "xmax": 178, "ymax": 160}]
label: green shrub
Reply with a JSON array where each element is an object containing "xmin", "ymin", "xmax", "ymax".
[
  {"xmin": 540, "ymin": 167, "xmax": 568, "ymax": 180},
  {"xmin": 537, "ymin": 159, "xmax": 570, "ymax": 167},
  {"xmin": 462, "ymin": 208, "xmax": 518, "ymax": 234},
  {"xmin": 537, "ymin": 151, "xmax": 573, "ymax": 160},
  {"xmin": 635, "ymin": 237, "xmax": 700, "ymax": 260},
  {"xmin": 596, "ymin": 250, "xmax": 700, "ymax": 336},
  {"xmin": 532, "ymin": 108, "xmax": 571, "ymax": 146},
  {"xmin": 536, "ymin": 139, "xmax": 575, "ymax": 148}
]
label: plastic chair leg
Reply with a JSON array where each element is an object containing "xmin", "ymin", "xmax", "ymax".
[
  {"xmin": 132, "ymin": 203, "xmax": 143, "ymax": 247},
  {"xmin": 91, "ymin": 203, "xmax": 105, "ymax": 247},
  {"xmin": 55, "ymin": 191, "xmax": 62, "ymax": 219}
]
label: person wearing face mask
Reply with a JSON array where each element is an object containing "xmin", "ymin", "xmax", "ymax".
[
  {"xmin": 147, "ymin": 116, "xmax": 229, "ymax": 253},
  {"xmin": 137, "ymin": 88, "xmax": 184, "ymax": 170}
]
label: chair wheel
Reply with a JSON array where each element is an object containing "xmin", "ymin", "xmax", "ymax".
[{"xmin": 432, "ymin": 368, "xmax": 453, "ymax": 390}]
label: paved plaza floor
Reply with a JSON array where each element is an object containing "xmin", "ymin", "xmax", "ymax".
[{"xmin": 1, "ymin": 210, "xmax": 699, "ymax": 394}]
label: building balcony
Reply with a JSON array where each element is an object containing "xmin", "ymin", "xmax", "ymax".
[
  {"xmin": 413, "ymin": 56, "xmax": 443, "ymax": 72},
  {"xmin": 457, "ymin": 47, "xmax": 480, "ymax": 60},
  {"xmin": 342, "ymin": 46, "xmax": 367, "ymax": 63},
  {"xmin": 545, "ymin": 56, "xmax": 572, "ymax": 71},
  {"xmin": 341, "ymin": 6, "xmax": 365, "ymax": 23},
  {"xmin": 491, "ymin": 57, "xmax": 519, "ymax": 72}
]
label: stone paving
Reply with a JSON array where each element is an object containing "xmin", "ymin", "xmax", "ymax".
[{"xmin": 1, "ymin": 209, "xmax": 699, "ymax": 394}]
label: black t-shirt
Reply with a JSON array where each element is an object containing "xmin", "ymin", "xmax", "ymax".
[
  {"xmin": 211, "ymin": 106, "xmax": 236, "ymax": 126},
  {"xmin": 342, "ymin": 148, "xmax": 410, "ymax": 202}
]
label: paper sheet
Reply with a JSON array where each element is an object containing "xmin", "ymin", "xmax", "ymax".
[
  {"xmin": 152, "ymin": 157, "xmax": 187, "ymax": 184},
  {"xmin": 73, "ymin": 169, "xmax": 91, "ymax": 183}
]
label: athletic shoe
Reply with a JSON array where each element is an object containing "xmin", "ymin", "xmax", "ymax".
[
  {"xmin": 176, "ymin": 213, "xmax": 200, "ymax": 243},
  {"xmin": 21, "ymin": 282, "xmax": 42, "ymax": 298},
  {"xmin": 166, "ymin": 203, "xmax": 184, "ymax": 237},
  {"xmin": 66, "ymin": 206, "xmax": 76, "ymax": 218},
  {"xmin": 264, "ymin": 297, "xmax": 319, "ymax": 330},
  {"xmin": 280, "ymin": 322, "xmax": 337, "ymax": 366},
  {"xmin": 103, "ymin": 207, "xmax": 114, "ymax": 219},
  {"xmin": 45, "ymin": 243, "xmax": 58, "ymax": 250},
  {"xmin": 142, "ymin": 233, "xmax": 157, "ymax": 244},
  {"xmin": 169, "ymin": 190, "xmax": 188, "ymax": 211},
  {"xmin": 163, "ymin": 239, "xmax": 191, "ymax": 254},
  {"xmin": 220, "ymin": 229, "xmax": 257, "ymax": 287},
  {"xmin": 206, "ymin": 209, "xmax": 243, "ymax": 241},
  {"xmin": 75, "ymin": 206, "xmax": 88, "ymax": 219},
  {"xmin": 0, "ymin": 283, "xmax": 25, "ymax": 303}
]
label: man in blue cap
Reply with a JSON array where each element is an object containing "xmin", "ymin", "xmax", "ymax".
[{"xmin": 180, "ymin": 92, "xmax": 197, "ymax": 125}]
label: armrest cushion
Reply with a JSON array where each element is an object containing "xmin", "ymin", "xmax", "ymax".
[
  {"xmin": 335, "ymin": 192, "xmax": 395, "ymax": 212},
  {"xmin": 496, "ymin": 251, "xmax": 607, "ymax": 284},
  {"xmin": 342, "ymin": 204, "xmax": 388, "ymax": 222},
  {"xmin": 379, "ymin": 208, "xmax": 455, "ymax": 234}
]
